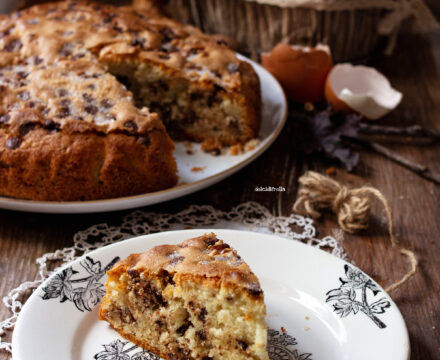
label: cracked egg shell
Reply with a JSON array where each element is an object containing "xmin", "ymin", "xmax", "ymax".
[
  {"xmin": 261, "ymin": 43, "xmax": 333, "ymax": 103},
  {"xmin": 325, "ymin": 63, "xmax": 402, "ymax": 120}
]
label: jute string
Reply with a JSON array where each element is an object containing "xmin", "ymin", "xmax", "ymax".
[{"xmin": 293, "ymin": 171, "xmax": 417, "ymax": 293}]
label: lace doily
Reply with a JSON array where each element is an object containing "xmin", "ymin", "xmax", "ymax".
[{"xmin": 0, "ymin": 201, "xmax": 345, "ymax": 355}]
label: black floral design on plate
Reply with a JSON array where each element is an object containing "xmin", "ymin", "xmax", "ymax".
[
  {"xmin": 94, "ymin": 329, "xmax": 312, "ymax": 360},
  {"xmin": 268, "ymin": 329, "xmax": 312, "ymax": 360},
  {"xmin": 326, "ymin": 264, "xmax": 391, "ymax": 329},
  {"xmin": 94, "ymin": 340, "xmax": 159, "ymax": 360},
  {"xmin": 41, "ymin": 256, "xmax": 120, "ymax": 312}
]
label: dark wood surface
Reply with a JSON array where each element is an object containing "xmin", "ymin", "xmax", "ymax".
[{"xmin": 1, "ymin": 29, "xmax": 440, "ymax": 360}]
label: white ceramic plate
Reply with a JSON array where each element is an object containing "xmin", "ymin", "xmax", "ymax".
[
  {"xmin": 0, "ymin": 56, "xmax": 287, "ymax": 213},
  {"xmin": 13, "ymin": 229, "xmax": 409, "ymax": 360}
]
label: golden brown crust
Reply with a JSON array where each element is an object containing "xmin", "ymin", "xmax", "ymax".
[
  {"xmin": 0, "ymin": 1, "xmax": 261, "ymax": 200},
  {"xmin": 0, "ymin": 126, "xmax": 176, "ymax": 201},
  {"xmin": 107, "ymin": 233, "xmax": 264, "ymax": 298}
]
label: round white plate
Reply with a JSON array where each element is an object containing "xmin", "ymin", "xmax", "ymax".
[
  {"xmin": 13, "ymin": 229, "xmax": 409, "ymax": 360},
  {"xmin": 0, "ymin": 56, "xmax": 287, "ymax": 213}
]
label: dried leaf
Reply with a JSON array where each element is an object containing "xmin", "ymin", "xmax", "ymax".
[{"xmin": 292, "ymin": 106, "xmax": 361, "ymax": 171}]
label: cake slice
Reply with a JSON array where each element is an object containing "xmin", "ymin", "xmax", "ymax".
[{"xmin": 99, "ymin": 233, "xmax": 269, "ymax": 360}]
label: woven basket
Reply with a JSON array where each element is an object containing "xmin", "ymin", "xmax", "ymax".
[{"xmin": 154, "ymin": 0, "xmax": 438, "ymax": 61}]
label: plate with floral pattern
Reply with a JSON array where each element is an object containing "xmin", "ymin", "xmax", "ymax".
[{"xmin": 12, "ymin": 229, "xmax": 410, "ymax": 360}]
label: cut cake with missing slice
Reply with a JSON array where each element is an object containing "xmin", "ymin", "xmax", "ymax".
[{"xmin": 99, "ymin": 233, "xmax": 269, "ymax": 360}]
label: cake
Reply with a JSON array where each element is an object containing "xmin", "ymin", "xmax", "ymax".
[
  {"xmin": 0, "ymin": 1, "xmax": 261, "ymax": 201},
  {"xmin": 99, "ymin": 233, "xmax": 269, "ymax": 360}
]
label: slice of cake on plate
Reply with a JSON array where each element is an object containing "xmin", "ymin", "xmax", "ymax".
[{"xmin": 99, "ymin": 233, "xmax": 269, "ymax": 360}]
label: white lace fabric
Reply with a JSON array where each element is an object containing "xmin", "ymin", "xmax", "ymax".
[{"xmin": 0, "ymin": 201, "xmax": 345, "ymax": 355}]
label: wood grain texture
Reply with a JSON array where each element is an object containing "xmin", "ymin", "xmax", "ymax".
[{"xmin": 0, "ymin": 31, "xmax": 440, "ymax": 360}]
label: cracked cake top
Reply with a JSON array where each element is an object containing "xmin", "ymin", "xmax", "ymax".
[
  {"xmin": 108, "ymin": 233, "xmax": 264, "ymax": 298},
  {"xmin": 0, "ymin": 0, "xmax": 245, "ymax": 143}
]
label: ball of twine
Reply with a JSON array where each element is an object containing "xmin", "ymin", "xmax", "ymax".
[{"xmin": 293, "ymin": 171, "xmax": 417, "ymax": 293}]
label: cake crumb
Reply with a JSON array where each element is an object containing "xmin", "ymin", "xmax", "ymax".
[
  {"xmin": 281, "ymin": 326, "xmax": 287, "ymax": 333},
  {"xmin": 304, "ymin": 326, "xmax": 310, "ymax": 331},
  {"xmin": 184, "ymin": 141, "xmax": 194, "ymax": 155},
  {"xmin": 305, "ymin": 316, "xmax": 310, "ymax": 320},
  {"xmin": 244, "ymin": 138, "xmax": 260, "ymax": 152},
  {"xmin": 191, "ymin": 166, "xmax": 206, "ymax": 173},
  {"xmin": 229, "ymin": 144, "xmax": 244, "ymax": 155},
  {"xmin": 201, "ymin": 138, "xmax": 222, "ymax": 156},
  {"xmin": 230, "ymin": 138, "xmax": 260, "ymax": 155}
]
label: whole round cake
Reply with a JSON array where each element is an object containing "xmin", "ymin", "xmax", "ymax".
[{"xmin": 0, "ymin": 0, "xmax": 261, "ymax": 201}]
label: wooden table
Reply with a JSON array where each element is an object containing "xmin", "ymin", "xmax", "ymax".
[{"xmin": 1, "ymin": 29, "xmax": 439, "ymax": 360}]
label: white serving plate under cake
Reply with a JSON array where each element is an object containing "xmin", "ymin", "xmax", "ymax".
[
  {"xmin": 13, "ymin": 229, "xmax": 410, "ymax": 360},
  {"xmin": 0, "ymin": 55, "xmax": 287, "ymax": 214}
]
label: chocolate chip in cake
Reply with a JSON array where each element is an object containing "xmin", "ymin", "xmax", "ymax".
[
  {"xmin": 32, "ymin": 56, "xmax": 43, "ymax": 65},
  {"xmin": 206, "ymin": 94, "xmax": 219, "ymax": 107},
  {"xmin": 138, "ymin": 136, "xmax": 151, "ymax": 147},
  {"xmin": 0, "ymin": 114, "xmax": 10, "ymax": 124},
  {"xmin": 17, "ymin": 91, "xmax": 30, "ymax": 101},
  {"xmin": 190, "ymin": 92, "xmax": 203, "ymax": 101},
  {"xmin": 112, "ymin": 25, "xmax": 123, "ymax": 33},
  {"xmin": 124, "ymin": 120, "xmax": 138, "ymax": 131},
  {"xmin": 227, "ymin": 62, "xmax": 240, "ymax": 74},
  {"xmin": 87, "ymin": 84, "xmax": 95, "ymax": 90},
  {"xmin": 56, "ymin": 107, "xmax": 70, "ymax": 118},
  {"xmin": 57, "ymin": 88, "xmax": 69, "ymax": 97},
  {"xmin": 210, "ymin": 243, "xmax": 231, "ymax": 252},
  {"xmin": 60, "ymin": 99, "xmax": 71, "ymax": 107},
  {"xmin": 67, "ymin": 0, "xmax": 78, "ymax": 10},
  {"xmin": 4, "ymin": 39, "xmax": 22, "ymax": 52},
  {"xmin": 85, "ymin": 104, "xmax": 98, "ymax": 115},
  {"xmin": 237, "ymin": 340, "xmax": 248, "ymax": 351},
  {"xmin": 100, "ymin": 99, "xmax": 113, "ymax": 109},
  {"xmin": 169, "ymin": 256, "xmax": 185, "ymax": 266},
  {"xmin": 6, "ymin": 137, "xmax": 21, "ymax": 150},
  {"xmin": 155, "ymin": 320, "xmax": 164, "ymax": 327},
  {"xmin": 204, "ymin": 236, "xmax": 217, "ymax": 246},
  {"xmin": 188, "ymin": 48, "xmax": 202, "ymax": 56},
  {"xmin": 16, "ymin": 71, "xmax": 29, "ymax": 79},
  {"xmin": 19, "ymin": 122, "xmax": 35, "ymax": 136},
  {"xmin": 246, "ymin": 283, "xmax": 263, "ymax": 297},
  {"xmin": 176, "ymin": 320, "xmax": 193, "ymax": 336},
  {"xmin": 198, "ymin": 307, "xmax": 207, "ymax": 323},
  {"xmin": 127, "ymin": 269, "xmax": 140, "ymax": 278},
  {"xmin": 196, "ymin": 330, "xmax": 207, "ymax": 341},
  {"xmin": 102, "ymin": 13, "xmax": 115, "ymax": 24},
  {"xmin": 159, "ymin": 53, "xmax": 170, "ymax": 60},
  {"xmin": 131, "ymin": 37, "xmax": 146, "ymax": 48},
  {"xmin": 0, "ymin": 27, "xmax": 13, "ymax": 37},
  {"xmin": 44, "ymin": 119, "xmax": 60, "ymax": 132},
  {"xmin": 202, "ymin": 357, "xmax": 214, "ymax": 360},
  {"xmin": 160, "ymin": 28, "xmax": 177, "ymax": 42},
  {"xmin": 82, "ymin": 93, "xmax": 94, "ymax": 103},
  {"xmin": 226, "ymin": 116, "xmax": 239, "ymax": 129}
]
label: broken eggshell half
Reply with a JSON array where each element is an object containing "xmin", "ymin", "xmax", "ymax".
[{"xmin": 325, "ymin": 63, "xmax": 402, "ymax": 120}]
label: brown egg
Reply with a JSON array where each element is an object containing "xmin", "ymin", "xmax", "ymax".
[{"xmin": 261, "ymin": 43, "xmax": 333, "ymax": 103}]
